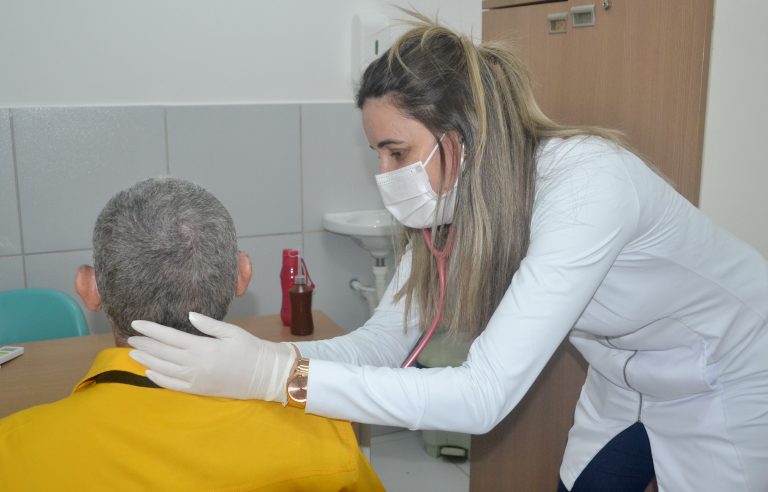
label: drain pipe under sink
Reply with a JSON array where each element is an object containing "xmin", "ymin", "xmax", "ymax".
[{"xmin": 349, "ymin": 258, "xmax": 390, "ymax": 315}]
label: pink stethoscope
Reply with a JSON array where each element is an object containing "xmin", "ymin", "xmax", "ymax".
[{"xmin": 400, "ymin": 226, "xmax": 455, "ymax": 368}]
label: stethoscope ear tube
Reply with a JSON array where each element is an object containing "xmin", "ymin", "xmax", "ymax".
[{"xmin": 400, "ymin": 227, "xmax": 454, "ymax": 368}]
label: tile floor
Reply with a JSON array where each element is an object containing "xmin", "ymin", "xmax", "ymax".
[{"xmin": 369, "ymin": 429, "xmax": 469, "ymax": 492}]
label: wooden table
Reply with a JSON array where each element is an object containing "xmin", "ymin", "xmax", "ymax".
[{"xmin": 0, "ymin": 310, "xmax": 344, "ymax": 418}]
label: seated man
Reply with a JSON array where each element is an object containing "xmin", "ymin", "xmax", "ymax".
[{"xmin": 0, "ymin": 177, "xmax": 383, "ymax": 491}]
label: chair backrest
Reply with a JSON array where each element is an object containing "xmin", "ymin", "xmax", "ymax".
[{"xmin": 0, "ymin": 288, "xmax": 89, "ymax": 344}]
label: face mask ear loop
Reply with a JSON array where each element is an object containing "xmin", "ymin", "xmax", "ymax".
[
  {"xmin": 428, "ymin": 134, "xmax": 457, "ymax": 225},
  {"xmin": 439, "ymin": 141, "xmax": 464, "ymax": 224},
  {"xmin": 400, "ymin": 226, "xmax": 456, "ymax": 368},
  {"xmin": 422, "ymin": 138, "xmax": 442, "ymax": 171}
]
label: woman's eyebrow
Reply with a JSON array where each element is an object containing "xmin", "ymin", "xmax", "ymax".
[{"xmin": 371, "ymin": 139, "xmax": 406, "ymax": 149}]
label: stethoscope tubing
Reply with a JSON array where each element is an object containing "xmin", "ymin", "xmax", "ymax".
[{"xmin": 400, "ymin": 227, "xmax": 454, "ymax": 368}]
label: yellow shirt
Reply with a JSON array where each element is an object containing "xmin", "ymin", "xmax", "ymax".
[{"xmin": 0, "ymin": 348, "xmax": 383, "ymax": 491}]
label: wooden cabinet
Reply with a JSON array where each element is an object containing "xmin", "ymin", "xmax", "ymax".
[
  {"xmin": 471, "ymin": 341, "xmax": 588, "ymax": 491},
  {"xmin": 472, "ymin": 1, "xmax": 713, "ymax": 490},
  {"xmin": 482, "ymin": 0, "xmax": 714, "ymax": 204}
]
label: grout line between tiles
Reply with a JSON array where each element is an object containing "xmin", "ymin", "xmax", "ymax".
[
  {"xmin": 236, "ymin": 232, "xmax": 302, "ymax": 240},
  {"xmin": 19, "ymin": 232, "xmax": 304, "ymax": 257},
  {"xmin": 454, "ymin": 462, "xmax": 470, "ymax": 478},
  {"xmin": 8, "ymin": 110, "xmax": 27, "ymax": 287},
  {"xmin": 163, "ymin": 108, "xmax": 171, "ymax": 174},
  {"xmin": 298, "ymin": 105, "xmax": 305, "ymax": 255},
  {"xmin": 22, "ymin": 247, "xmax": 92, "ymax": 257}
]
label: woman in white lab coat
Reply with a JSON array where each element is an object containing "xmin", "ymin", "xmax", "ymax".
[{"xmin": 128, "ymin": 17, "xmax": 768, "ymax": 491}]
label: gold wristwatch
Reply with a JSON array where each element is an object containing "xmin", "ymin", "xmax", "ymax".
[{"xmin": 286, "ymin": 357, "xmax": 310, "ymax": 409}]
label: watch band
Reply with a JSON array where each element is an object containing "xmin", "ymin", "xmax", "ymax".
[{"xmin": 286, "ymin": 357, "xmax": 310, "ymax": 409}]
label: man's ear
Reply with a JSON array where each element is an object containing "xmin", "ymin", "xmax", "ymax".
[
  {"xmin": 235, "ymin": 251, "xmax": 252, "ymax": 297},
  {"xmin": 75, "ymin": 265, "xmax": 102, "ymax": 312}
]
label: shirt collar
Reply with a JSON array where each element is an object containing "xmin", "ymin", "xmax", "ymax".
[{"xmin": 74, "ymin": 348, "xmax": 148, "ymax": 393}]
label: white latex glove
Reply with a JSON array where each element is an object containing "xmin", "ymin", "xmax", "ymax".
[{"xmin": 127, "ymin": 312, "xmax": 297, "ymax": 403}]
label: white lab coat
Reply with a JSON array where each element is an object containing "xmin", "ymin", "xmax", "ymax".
[{"xmin": 295, "ymin": 137, "xmax": 768, "ymax": 491}]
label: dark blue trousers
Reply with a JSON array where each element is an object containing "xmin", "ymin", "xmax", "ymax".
[{"xmin": 557, "ymin": 422, "xmax": 655, "ymax": 492}]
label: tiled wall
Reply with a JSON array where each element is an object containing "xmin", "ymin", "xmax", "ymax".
[{"xmin": 0, "ymin": 103, "xmax": 388, "ymax": 333}]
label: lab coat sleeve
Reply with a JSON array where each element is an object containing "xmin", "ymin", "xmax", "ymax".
[
  {"xmin": 292, "ymin": 251, "xmax": 423, "ymax": 368},
  {"xmin": 305, "ymin": 145, "xmax": 641, "ymax": 433}
]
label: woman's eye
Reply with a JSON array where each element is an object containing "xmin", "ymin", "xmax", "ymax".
[{"xmin": 390, "ymin": 150, "xmax": 407, "ymax": 161}]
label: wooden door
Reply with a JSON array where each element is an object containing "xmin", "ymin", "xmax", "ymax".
[{"xmin": 473, "ymin": 1, "xmax": 713, "ymax": 490}]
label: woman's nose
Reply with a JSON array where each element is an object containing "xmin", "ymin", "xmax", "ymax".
[{"xmin": 378, "ymin": 158, "xmax": 396, "ymax": 174}]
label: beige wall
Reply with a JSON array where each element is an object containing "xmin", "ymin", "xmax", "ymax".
[{"xmin": 699, "ymin": 0, "xmax": 768, "ymax": 257}]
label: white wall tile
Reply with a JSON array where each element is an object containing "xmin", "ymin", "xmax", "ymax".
[
  {"xmin": 226, "ymin": 234, "xmax": 303, "ymax": 321},
  {"xmin": 0, "ymin": 109, "xmax": 22, "ymax": 255},
  {"xmin": 10, "ymin": 102, "xmax": 394, "ymax": 339},
  {"xmin": 302, "ymin": 231, "xmax": 376, "ymax": 332},
  {"xmin": 13, "ymin": 107, "xmax": 167, "ymax": 254},
  {"xmin": 0, "ymin": 256, "xmax": 25, "ymax": 291},
  {"xmin": 24, "ymin": 250, "xmax": 109, "ymax": 334},
  {"xmin": 167, "ymin": 105, "xmax": 302, "ymax": 237},
  {"xmin": 300, "ymin": 103, "xmax": 383, "ymax": 232}
]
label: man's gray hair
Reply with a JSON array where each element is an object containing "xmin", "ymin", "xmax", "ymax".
[{"xmin": 93, "ymin": 177, "xmax": 238, "ymax": 339}]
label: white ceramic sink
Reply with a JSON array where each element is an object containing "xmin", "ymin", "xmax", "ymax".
[{"xmin": 323, "ymin": 209, "xmax": 397, "ymax": 259}]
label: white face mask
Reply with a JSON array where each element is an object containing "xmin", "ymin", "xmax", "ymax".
[{"xmin": 375, "ymin": 141, "xmax": 461, "ymax": 229}]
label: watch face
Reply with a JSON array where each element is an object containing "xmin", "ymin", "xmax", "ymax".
[{"xmin": 289, "ymin": 375, "xmax": 308, "ymax": 403}]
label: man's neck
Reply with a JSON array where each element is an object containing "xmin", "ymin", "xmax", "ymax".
[{"xmin": 114, "ymin": 335, "xmax": 130, "ymax": 348}]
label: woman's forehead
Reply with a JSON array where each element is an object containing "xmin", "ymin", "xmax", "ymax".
[{"xmin": 362, "ymin": 97, "xmax": 430, "ymax": 144}]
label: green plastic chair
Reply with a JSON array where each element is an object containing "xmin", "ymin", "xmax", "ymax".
[{"xmin": 0, "ymin": 288, "xmax": 89, "ymax": 344}]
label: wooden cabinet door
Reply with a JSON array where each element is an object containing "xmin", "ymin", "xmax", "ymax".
[
  {"xmin": 473, "ymin": 2, "xmax": 713, "ymax": 491},
  {"xmin": 470, "ymin": 341, "xmax": 588, "ymax": 491},
  {"xmin": 483, "ymin": 0, "xmax": 714, "ymax": 203}
]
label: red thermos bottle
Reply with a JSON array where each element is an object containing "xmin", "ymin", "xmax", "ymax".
[{"xmin": 280, "ymin": 249, "xmax": 314, "ymax": 326}]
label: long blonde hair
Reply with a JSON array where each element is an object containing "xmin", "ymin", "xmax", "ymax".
[{"xmin": 356, "ymin": 13, "xmax": 622, "ymax": 338}]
